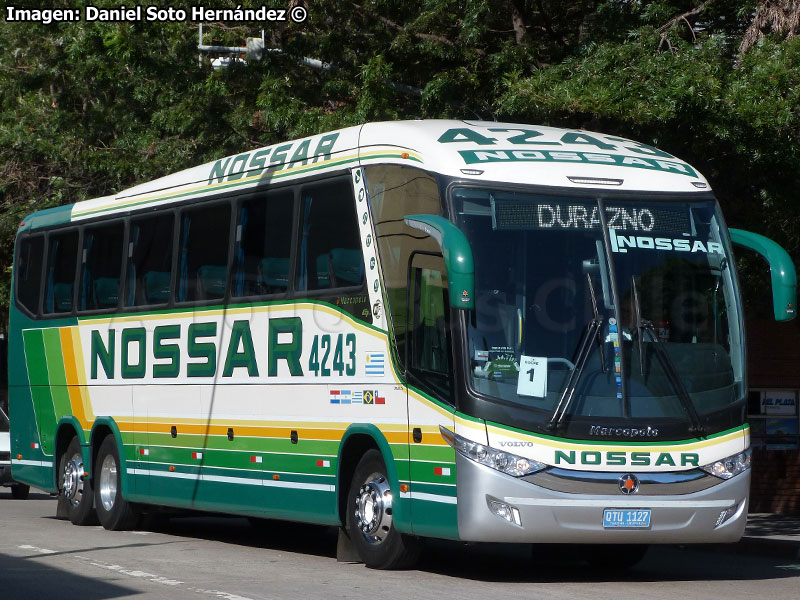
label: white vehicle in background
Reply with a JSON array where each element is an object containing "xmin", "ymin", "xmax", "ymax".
[{"xmin": 1, "ymin": 406, "xmax": 30, "ymax": 499}]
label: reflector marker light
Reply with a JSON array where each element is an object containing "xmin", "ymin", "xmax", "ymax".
[
  {"xmin": 139, "ymin": 448, "xmax": 149, "ymax": 456},
  {"xmin": 316, "ymin": 459, "xmax": 330, "ymax": 468},
  {"xmin": 250, "ymin": 456, "xmax": 263, "ymax": 463},
  {"xmin": 434, "ymin": 467, "xmax": 451, "ymax": 476},
  {"xmin": 192, "ymin": 452, "xmax": 203, "ymax": 460},
  {"xmin": 567, "ymin": 176, "xmax": 623, "ymax": 186}
]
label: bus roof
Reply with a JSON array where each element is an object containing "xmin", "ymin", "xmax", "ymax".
[{"xmin": 19, "ymin": 120, "xmax": 710, "ymax": 231}]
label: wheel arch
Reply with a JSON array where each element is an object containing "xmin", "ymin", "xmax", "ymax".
[
  {"xmin": 54, "ymin": 417, "xmax": 87, "ymax": 490},
  {"xmin": 337, "ymin": 424, "xmax": 411, "ymax": 532}
]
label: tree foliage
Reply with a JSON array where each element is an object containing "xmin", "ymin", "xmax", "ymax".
[{"xmin": 2, "ymin": 0, "xmax": 800, "ymax": 326}]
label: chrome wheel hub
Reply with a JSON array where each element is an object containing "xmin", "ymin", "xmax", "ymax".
[
  {"xmin": 354, "ymin": 472, "xmax": 393, "ymax": 545},
  {"xmin": 99, "ymin": 454, "xmax": 118, "ymax": 512},
  {"xmin": 62, "ymin": 454, "xmax": 84, "ymax": 506}
]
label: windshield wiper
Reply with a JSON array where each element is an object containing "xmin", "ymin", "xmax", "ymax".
[
  {"xmin": 548, "ymin": 273, "xmax": 605, "ymax": 431},
  {"xmin": 631, "ymin": 276, "xmax": 706, "ymax": 437}
]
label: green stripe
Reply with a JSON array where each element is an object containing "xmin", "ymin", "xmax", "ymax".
[
  {"xmin": 22, "ymin": 329, "xmax": 58, "ymax": 454},
  {"xmin": 72, "ymin": 151, "xmax": 424, "ymax": 221},
  {"xmin": 78, "ymin": 297, "xmax": 388, "ymax": 336},
  {"xmin": 22, "ymin": 329, "xmax": 50, "ymax": 386},
  {"xmin": 410, "ymin": 460, "xmax": 456, "ymax": 485},
  {"xmin": 409, "ymin": 481, "xmax": 457, "ymax": 497},
  {"xmin": 42, "ymin": 328, "xmax": 72, "ymax": 417}
]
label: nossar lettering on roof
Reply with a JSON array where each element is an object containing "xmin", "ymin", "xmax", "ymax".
[{"xmin": 38, "ymin": 120, "xmax": 706, "ymax": 227}]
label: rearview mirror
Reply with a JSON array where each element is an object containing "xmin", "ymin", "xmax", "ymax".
[
  {"xmin": 729, "ymin": 228, "xmax": 796, "ymax": 321},
  {"xmin": 403, "ymin": 215, "xmax": 474, "ymax": 309}
]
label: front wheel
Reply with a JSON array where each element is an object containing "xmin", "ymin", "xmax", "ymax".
[
  {"xmin": 94, "ymin": 436, "xmax": 140, "ymax": 530},
  {"xmin": 346, "ymin": 449, "xmax": 421, "ymax": 569},
  {"xmin": 57, "ymin": 436, "xmax": 97, "ymax": 525}
]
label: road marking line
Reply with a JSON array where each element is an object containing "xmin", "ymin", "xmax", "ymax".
[
  {"xmin": 73, "ymin": 555, "xmax": 257, "ymax": 599},
  {"xmin": 186, "ymin": 589, "xmax": 258, "ymax": 600},
  {"xmin": 74, "ymin": 556, "xmax": 183, "ymax": 586},
  {"xmin": 18, "ymin": 544, "xmax": 56, "ymax": 554}
]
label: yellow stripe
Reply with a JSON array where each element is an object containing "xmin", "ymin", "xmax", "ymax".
[
  {"xmin": 486, "ymin": 423, "xmax": 746, "ymax": 453},
  {"xmin": 81, "ymin": 302, "xmax": 383, "ymax": 338},
  {"xmin": 358, "ymin": 148, "xmax": 423, "ymax": 162},
  {"xmin": 70, "ymin": 146, "xmax": 424, "ymax": 220},
  {"xmin": 60, "ymin": 327, "xmax": 94, "ymax": 428},
  {"xmin": 71, "ymin": 150, "xmax": 364, "ymax": 218},
  {"xmin": 108, "ymin": 419, "xmax": 410, "ymax": 444}
]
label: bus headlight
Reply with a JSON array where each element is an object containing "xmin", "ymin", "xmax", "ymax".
[
  {"xmin": 440, "ymin": 426, "xmax": 546, "ymax": 477},
  {"xmin": 700, "ymin": 448, "xmax": 751, "ymax": 479}
]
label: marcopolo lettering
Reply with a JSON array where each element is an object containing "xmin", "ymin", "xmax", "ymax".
[
  {"xmin": 589, "ymin": 425, "xmax": 659, "ymax": 438},
  {"xmin": 208, "ymin": 133, "xmax": 340, "ymax": 185},
  {"xmin": 554, "ymin": 450, "xmax": 700, "ymax": 467},
  {"xmin": 90, "ymin": 318, "xmax": 303, "ymax": 380}
]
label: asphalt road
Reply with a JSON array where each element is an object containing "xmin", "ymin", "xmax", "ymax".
[{"xmin": 2, "ymin": 488, "xmax": 800, "ymax": 600}]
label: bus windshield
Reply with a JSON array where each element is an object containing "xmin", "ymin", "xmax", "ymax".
[{"xmin": 453, "ymin": 187, "xmax": 745, "ymax": 439}]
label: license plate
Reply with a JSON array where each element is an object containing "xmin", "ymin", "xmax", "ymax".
[{"xmin": 603, "ymin": 509, "xmax": 651, "ymax": 529}]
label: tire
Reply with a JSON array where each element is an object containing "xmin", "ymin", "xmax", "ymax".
[
  {"xmin": 346, "ymin": 449, "xmax": 421, "ymax": 569},
  {"xmin": 11, "ymin": 484, "xmax": 30, "ymax": 500},
  {"xmin": 57, "ymin": 436, "xmax": 97, "ymax": 525},
  {"xmin": 94, "ymin": 435, "xmax": 140, "ymax": 531},
  {"xmin": 581, "ymin": 544, "xmax": 648, "ymax": 571}
]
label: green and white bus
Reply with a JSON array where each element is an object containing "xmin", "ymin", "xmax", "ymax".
[{"xmin": 8, "ymin": 120, "xmax": 797, "ymax": 568}]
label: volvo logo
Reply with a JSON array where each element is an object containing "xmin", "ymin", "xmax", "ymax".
[{"xmin": 618, "ymin": 473, "xmax": 640, "ymax": 495}]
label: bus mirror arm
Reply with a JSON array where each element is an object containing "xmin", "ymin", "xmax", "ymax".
[
  {"xmin": 403, "ymin": 215, "xmax": 475, "ymax": 310},
  {"xmin": 729, "ymin": 229, "xmax": 797, "ymax": 322}
]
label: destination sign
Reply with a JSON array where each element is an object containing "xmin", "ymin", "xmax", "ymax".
[{"xmin": 492, "ymin": 199, "xmax": 690, "ymax": 234}]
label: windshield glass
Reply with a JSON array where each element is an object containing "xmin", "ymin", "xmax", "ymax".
[{"xmin": 453, "ymin": 187, "xmax": 744, "ymax": 439}]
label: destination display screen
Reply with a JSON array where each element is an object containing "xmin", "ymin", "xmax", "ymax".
[{"xmin": 491, "ymin": 198, "xmax": 691, "ymax": 234}]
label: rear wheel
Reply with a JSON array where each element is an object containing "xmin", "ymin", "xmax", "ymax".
[
  {"xmin": 11, "ymin": 484, "xmax": 30, "ymax": 499},
  {"xmin": 57, "ymin": 436, "xmax": 96, "ymax": 525},
  {"xmin": 346, "ymin": 449, "xmax": 421, "ymax": 569},
  {"xmin": 95, "ymin": 436, "xmax": 140, "ymax": 530}
]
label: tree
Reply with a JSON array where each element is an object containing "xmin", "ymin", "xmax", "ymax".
[{"xmin": 2, "ymin": 1, "xmax": 799, "ymax": 326}]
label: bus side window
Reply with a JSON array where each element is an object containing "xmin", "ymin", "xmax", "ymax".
[
  {"xmin": 126, "ymin": 214, "xmax": 175, "ymax": 307},
  {"xmin": 43, "ymin": 231, "xmax": 79, "ymax": 314},
  {"xmin": 15, "ymin": 235, "xmax": 44, "ymax": 315},
  {"xmin": 80, "ymin": 222, "xmax": 124, "ymax": 311},
  {"xmin": 407, "ymin": 253, "xmax": 453, "ymax": 402},
  {"xmin": 232, "ymin": 191, "xmax": 293, "ymax": 297},
  {"xmin": 178, "ymin": 204, "xmax": 231, "ymax": 303},
  {"xmin": 296, "ymin": 178, "xmax": 364, "ymax": 292}
]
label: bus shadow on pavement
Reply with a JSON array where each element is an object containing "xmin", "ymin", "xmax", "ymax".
[
  {"xmin": 134, "ymin": 513, "xmax": 800, "ymax": 583},
  {"xmin": 417, "ymin": 540, "xmax": 800, "ymax": 583},
  {"xmin": 140, "ymin": 513, "xmax": 339, "ymax": 559},
  {"xmin": 0, "ymin": 489, "xmax": 55, "ymax": 501},
  {"xmin": 0, "ymin": 552, "xmax": 138, "ymax": 599}
]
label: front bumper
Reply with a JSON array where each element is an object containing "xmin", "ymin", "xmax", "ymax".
[{"xmin": 456, "ymin": 452, "xmax": 748, "ymax": 544}]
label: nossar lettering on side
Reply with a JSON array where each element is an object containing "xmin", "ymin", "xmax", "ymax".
[
  {"xmin": 89, "ymin": 317, "xmax": 304, "ymax": 380},
  {"xmin": 207, "ymin": 133, "xmax": 340, "ymax": 185}
]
